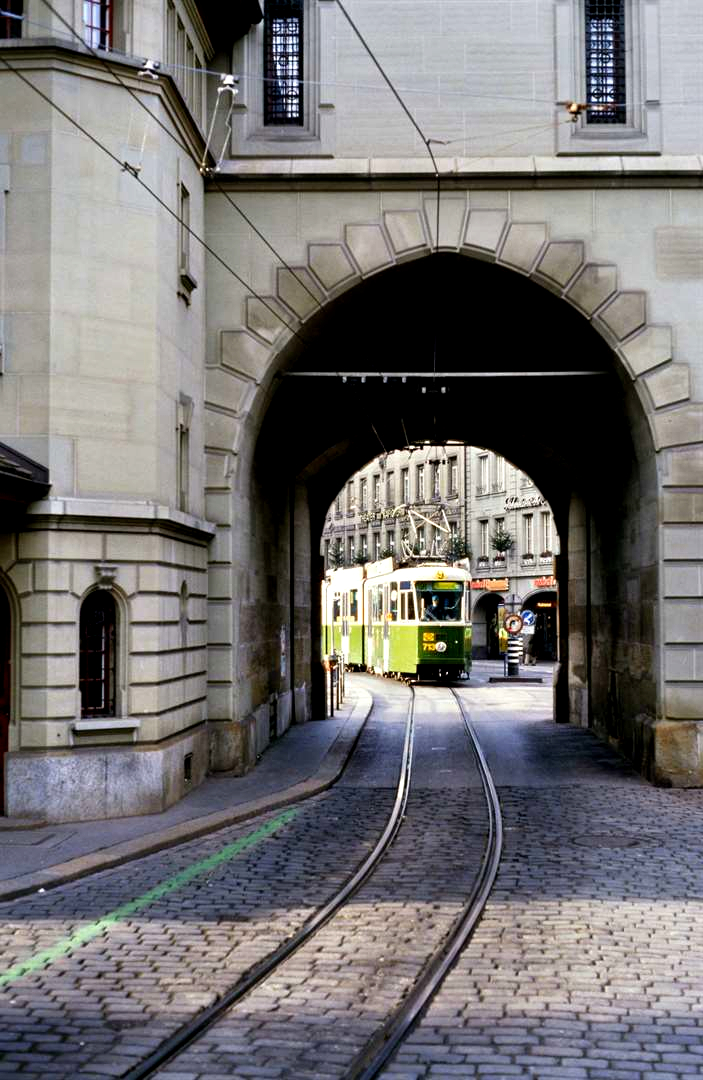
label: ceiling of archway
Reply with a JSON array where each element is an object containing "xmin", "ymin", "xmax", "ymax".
[{"xmin": 257, "ymin": 254, "xmax": 638, "ymax": 526}]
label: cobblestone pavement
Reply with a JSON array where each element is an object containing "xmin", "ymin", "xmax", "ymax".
[
  {"xmin": 5, "ymin": 673, "xmax": 703, "ymax": 1080},
  {"xmin": 0, "ymin": 688, "xmax": 403, "ymax": 1079},
  {"xmin": 153, "ymin": 683, "xmax": 488, "ymax": 1079},
  {"xmin": 0, "ymin": 680, "xmax": 488, "ymax": 1079},
  {"xmin": 382, "ymin": 682, "xmax": 703, "ymax": 1080}
]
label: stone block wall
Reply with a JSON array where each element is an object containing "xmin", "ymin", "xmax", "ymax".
[{"xmin": 1, "ymin": 502, "xmax": 214, "ymax": 821}]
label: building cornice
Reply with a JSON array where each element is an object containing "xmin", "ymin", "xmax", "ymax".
[
  {"xmin": 0, "ymin": 42, "xmax": 207, "ymax": 160},
  {"xmin": 215, "ymin": 154, "xmax": 703, "ymax": 189},
  {"xmin": 25, "ymin": 499, "xmax": 216, "ymax": 543}
]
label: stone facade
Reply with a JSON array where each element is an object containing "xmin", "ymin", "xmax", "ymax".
[
  {"xmin": 320, "ymin": 445, "xmax": 560, "ymax": 659},
  {"xmin": 0, "ymin": 1, "xmax": 701, "ymax": 819}
]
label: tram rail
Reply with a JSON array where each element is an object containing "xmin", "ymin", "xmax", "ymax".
[
  {"xmin": 122, "ymin": 687, "xmax": 417, "ymax": 1080},
  {"xmin": 0, "ymin": 678, "xmax": 502, "ymax": 1080},
  {"xmin": 125, "ymin": 682, "xmax": 502, "ymax": 1080},
  {"xmin": 345, "ymin": 686, "xmax": 503, "ymax": 1079}
]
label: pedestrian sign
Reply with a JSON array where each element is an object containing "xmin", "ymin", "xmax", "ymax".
[{"xmin": 521, "ymin": 610, "xmax": 536, "ymax": 627}]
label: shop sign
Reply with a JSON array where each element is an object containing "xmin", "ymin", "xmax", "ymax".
[
  {"xmin": 471, "ymin": 578, "xmax": 509, "ymax": 591},
  {"xmin": 359, "ymin": 504, "xmax": 408, "ymax": 524},
  {"xmin": 533, "ymin": 575, "xmax": 556, "ymax": 588},
  {"xmin": 504, "ymin": 494, "xmax": 546, "ymax": 511}
]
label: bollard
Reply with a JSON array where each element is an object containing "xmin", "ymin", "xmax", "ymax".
[
  {"xmin": 506, "ymin": 634, "xmax": 521, "ymax": 677},
  {"xmin": 327, "ymin": 654, "xmax": 338, "ymax": 717}
]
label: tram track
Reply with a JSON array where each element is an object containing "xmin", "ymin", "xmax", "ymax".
[
  {"xmin": 121, "ymin": 687, "xmax": 418, "ymax": 1080},
  {"xmin": 133, "ymin": 682, "xmax": 502, "ymax": 1080},
  {"xmin": 0, "ymin": 679, "xmax": 503, "ymax": 1080},
  {"xmin": 345, "ymin": 686, "xmax": 503, "ymax": 1079}
]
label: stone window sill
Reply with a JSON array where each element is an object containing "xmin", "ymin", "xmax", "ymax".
[{"xmin": 73, "ymin": 719, "xmax": 141, "ymax": 734}]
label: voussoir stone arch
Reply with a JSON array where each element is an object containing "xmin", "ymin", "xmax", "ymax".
[
  {"xmin": 204, "ymin": 198, "xmax": 703, "ymax": 491},
  {"xmin": 208, "ymin": 195, "xmax": 703, "ymax": 489},
  {"xmin": 253, "ymin": 202, "xmax": 694, "ymax": 444}
]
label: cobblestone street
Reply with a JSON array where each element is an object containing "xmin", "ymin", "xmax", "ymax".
[
  {"xmin": 2, "ymin": 671, "xmax": 703, "ymax": 1079},
  {"xmin": 384, "ymin": 673, "xmax": 703, "ymax": 1079}
]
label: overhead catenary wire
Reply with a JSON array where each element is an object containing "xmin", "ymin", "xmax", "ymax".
[
  {"xmin": 5, "ymin": 8, "xmax": 703, "ymax": 111},
  {"xmin": 0, "ymin": 53, "xmax": 315, "ymax": 354},
  {"xmin": 333, "ymin": 0, "xmax": 443, "ymax": 397},
  {"xmin": 34, "ymin": 0, "xmax": 326, "ymax": 321}
]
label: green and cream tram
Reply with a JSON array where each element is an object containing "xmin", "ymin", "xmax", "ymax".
[
  {"xmin": 323, "ymin": 558, "xmax": 472, "ymax": 681},
  {"xmin": 321, "ymin": 565, "xmax": 365, "ymax": 667}
]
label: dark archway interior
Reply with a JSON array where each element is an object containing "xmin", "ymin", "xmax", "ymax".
[
  {"xmin": 258, "ymin": 254, "xmax": 630, "ymax": 531},
  {"xmin": 252, "ymin": 254, "xmax": 658, "ymax": 775}
]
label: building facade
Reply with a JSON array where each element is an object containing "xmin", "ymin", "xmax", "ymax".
[
  {"xmin": 321, "ymin": 446, "xmax": 559, "ymax": 660},
  {"xmin": 0, "ymin": 1, "xmax": 702, "ymax": 820}
]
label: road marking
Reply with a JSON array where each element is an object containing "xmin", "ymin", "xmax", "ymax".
[{"xmin": 0, "ymin": 808, "xmax": 299, "ymax": 988}]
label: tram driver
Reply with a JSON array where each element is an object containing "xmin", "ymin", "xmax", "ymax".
[{"xmin": 423, "ymin": 595, "xmax": 442, "ymax": 621}]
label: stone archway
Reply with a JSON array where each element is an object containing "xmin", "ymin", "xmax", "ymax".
[{"xmin": 204, "ymin": 198, "xmax": 703, "ymax": 787}]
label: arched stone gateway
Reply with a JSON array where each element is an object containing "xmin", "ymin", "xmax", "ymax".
[{"xmin": 205, "ymin": 201, "xmax": 702, "ymax": 788}]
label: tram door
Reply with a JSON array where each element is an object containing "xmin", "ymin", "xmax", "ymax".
[
  {"xmin": 383, "ymin": 585, "xmax": 390, "ymax": 672},
  {"xmin": 341, "ymin": 593, "xmax": 349, "ymax": 661},
  {"xmin": 0, "ymin": 588, "xmax": 10, "ymax": 813}
]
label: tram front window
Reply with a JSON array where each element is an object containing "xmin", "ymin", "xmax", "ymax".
[{"xmin": 417, "ymin": 582, "xmax": 462, "ymax": 622}]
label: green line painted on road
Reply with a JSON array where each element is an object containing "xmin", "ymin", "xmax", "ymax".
[{"xmin": 0, "ymin": 807, "xmax": 299, "ymax": 988}]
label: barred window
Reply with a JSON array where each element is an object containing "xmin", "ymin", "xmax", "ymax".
[
  {"xmin": 83, "ymin": 0, "xmax": 112, "ymax": 50},
  {"xmin": 79, "ymin": 592, "xmax": 116, "ymax": 718},
  {"xmin": 585, "ymin": 0, "xmax": 626, "ymax": 124},
  {"xmin": 0, "ymin": 1, "xmax": 22, "ymax": 39},
  {"xmin": 264, "ymin": 0, "xmax": 304, "ymax": 125}
]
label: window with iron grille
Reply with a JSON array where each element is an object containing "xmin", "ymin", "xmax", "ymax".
[
  {"xmin": 0, "ymin": 0, "xmax": 22, "ymax": 39},
  {"xmin": 84, "ymin": 0, "xmax": 112, "ymax": 50},
  {"xmin": 264, "ymin": 0, "xmax": 304, "ymax": 125},
  {"xmin": 79, "ymin": 592, "xmax": 116, "ymax": 718},
  {"xmin": 585, "ymin": 0, "xmax": 626, "ymax": 124}
]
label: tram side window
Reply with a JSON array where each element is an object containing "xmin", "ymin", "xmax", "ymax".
[
  {"xmin": 332, "ymin": 593, "xmax": 341, "ymax": 621},
  {"xmin": 350, "ymin": 589, "xmax": 358, "ymax": 620},
  {"xmin": 399, "ymin": 579, "xmax": 414, "ymax": 621},
  {"xmin": 389, "ymin": 588, "xmax": 398, "ymax": 622}
]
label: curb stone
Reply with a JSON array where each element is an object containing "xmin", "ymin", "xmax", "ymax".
[{"xmin": 0, "ymin": 689, "xmax": 373, "ymax": 902}]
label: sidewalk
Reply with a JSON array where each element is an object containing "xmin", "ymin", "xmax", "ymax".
[{"xmin": 0, "ymin": 686, "xmax": 372, "ymax": 902}]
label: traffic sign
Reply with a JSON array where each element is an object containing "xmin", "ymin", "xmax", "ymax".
[
  {"xmin": 504, "ymin": 613, "xmax": 523, "ymax": 634},
  {"xmin": 521, "ymin": 610, "xmax": 536, "ymax": 627}
]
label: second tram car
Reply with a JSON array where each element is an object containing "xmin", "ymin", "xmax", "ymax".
[{"xmin": 323, "ymin": 558, "xmax": 472, "ymax": 681}]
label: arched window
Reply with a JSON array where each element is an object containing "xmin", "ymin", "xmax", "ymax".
[{"xmin": 79, "ymin": 592, "xmax": 116, "ymax": 718}]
